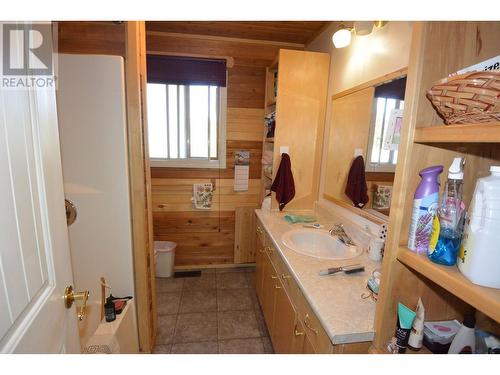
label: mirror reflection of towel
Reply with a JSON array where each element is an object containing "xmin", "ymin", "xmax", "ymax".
[
  {"xmin": 271, "ymin": 153, "xmax": 295, "ymax": 211},
  {"xmin": 345, "ymin": 155, "xmax": 369, "ymax": 208}
]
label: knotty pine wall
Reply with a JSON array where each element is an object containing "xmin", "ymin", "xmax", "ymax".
[
  {"xmin": 147, "ymin": 30, "xmax": 300, "ymax": 267},
  {"xmin": 57, "ymin": 22, "xmax": 301, "ymax": 267}
]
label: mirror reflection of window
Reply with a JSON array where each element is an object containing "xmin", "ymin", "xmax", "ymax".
[{"xmin": 366, "ymin": 76, "xmax": 406, "ymax": 172}]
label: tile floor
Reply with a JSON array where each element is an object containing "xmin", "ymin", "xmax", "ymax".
[{"xmin": 153, "ymin": 267, "xmax": 274, "ymax": 354}]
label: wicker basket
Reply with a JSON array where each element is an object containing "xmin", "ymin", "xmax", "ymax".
[{"xmin": 426, "ymin": 71, "xmax": 500, "ymax": 125}]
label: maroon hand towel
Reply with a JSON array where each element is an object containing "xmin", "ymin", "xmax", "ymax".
[
  {"xmin": 345, "ymin": 155, "xmax": 369, "ymax": 208},
  {"xmin": 271, "ymin": 153, "xmax": 295, "ymax": 211}
]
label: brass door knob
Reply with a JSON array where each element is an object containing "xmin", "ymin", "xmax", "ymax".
[{"xmin": 64, "ymin": 285, "xmax": 90, "ymax": 321}]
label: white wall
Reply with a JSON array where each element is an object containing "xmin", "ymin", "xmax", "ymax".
[
  {"xmin": 306, "ymin": 22, "xmax": 413, "ymax": 205},
  {"xmin": 56, "ymin": 54, "xmax": 138, "ymax": 349}
]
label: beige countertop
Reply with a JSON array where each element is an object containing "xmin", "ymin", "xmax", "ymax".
[{"xmin": 255, "ymin": 208, "xmax": 380, "ymax": 345}]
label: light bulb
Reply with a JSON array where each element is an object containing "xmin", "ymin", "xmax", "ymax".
[{"xmin": 332, "ymin": 28, "xmax": 352, "ymax": 48}]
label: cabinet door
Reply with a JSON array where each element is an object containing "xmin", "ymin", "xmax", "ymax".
[
  {"xmin": 291, "ymin": 318, "xmax": 306, "ymax": 354},
  {"xmin": 302, "ymin": 333, "xmax": 317, "ymax": 354},
  {"xmin": 272, "ymin": 282, "xmax": 297, "ymax": 354},
  {"xmin": 254, "ymin": 226, "xmax": 266, "ymax": 302},
  {"xmin": 234, "ymin": 206, "xmax": 258, "ymax": 263},
  {"xmin": 261, "ymin": 252, "xmax": 277, "ymax": 333}
]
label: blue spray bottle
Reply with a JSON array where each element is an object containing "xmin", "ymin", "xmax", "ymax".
[{"xmin": 428, "ymin": 157, "xmax": 465, "ymax": 266}]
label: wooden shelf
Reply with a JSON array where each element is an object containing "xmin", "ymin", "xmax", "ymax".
[
  {"xmin": 265, "ymin": 137, "xmax": 274, "ymax": 143},
  {"xmin": 397, "ymin": 247, "xmax": 500, "ymax": 323},
  {"xmin": 414, "ymin": 122, "xmax": 500, "ymax": 143}
]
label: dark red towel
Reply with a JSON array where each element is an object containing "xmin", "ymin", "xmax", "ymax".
[
  {"xmin": 345, "ymin": 155, "xmax": 368, "ymax": 208},
  {"xmin": 271, "ymin": 153, "xmax": 295, "ymax": 211}
]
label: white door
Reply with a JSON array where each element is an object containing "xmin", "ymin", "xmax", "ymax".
[{"xmin": 0, "ymin": 22, "xmax": 80, "ymax": 353}]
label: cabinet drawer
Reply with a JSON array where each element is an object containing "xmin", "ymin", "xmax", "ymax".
[{"xmin": 294, "ymin": 287, "xmax": 333, "ymax": 353}]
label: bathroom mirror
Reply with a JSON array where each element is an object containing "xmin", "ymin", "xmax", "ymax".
[{"xmin": 323, "ymin": 70, "xmax": 407, "ymax": 220}]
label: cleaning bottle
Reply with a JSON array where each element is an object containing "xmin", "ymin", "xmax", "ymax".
[
  {"xmin": 448, "ymin": 314, "xmax": 476, "ymax": 354},
  {"xmin": 408, "ymin": 165, "xmax": 443, "ymax": 254},
  {"xmin": 428, "ymin": 157, "xmax": 465, "ymax": 266},
  {"xmin": 458, "ymin": 166, "xmax": 500, "ymax": 288}
]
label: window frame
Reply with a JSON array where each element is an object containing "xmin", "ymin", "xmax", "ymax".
[{"xmin": 148, "ymin": 85, "xmax": 227, "ymax": 169}]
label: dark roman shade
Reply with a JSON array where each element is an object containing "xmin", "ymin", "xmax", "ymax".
[
  {"xmin": 147, "ymin": 55, "xmax": 227, "ymax": 87},
  {"xmin": 374, "ymin": 76, "xmax": 407, "ymax": 101}
]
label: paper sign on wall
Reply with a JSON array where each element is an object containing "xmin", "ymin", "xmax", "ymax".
[{"xmin": 234, "ymin": 150, "xmax": 250, "ymax": 192}]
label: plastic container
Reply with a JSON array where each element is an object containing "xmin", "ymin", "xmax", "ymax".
[
  {"xmin": 155, "ymin": 241, "xmax": 176, "ymax": 278},
  {"xmin": 408, "ymin": 165, "xmax": 443, "ymax": 254},
  {"xmin": 448, "ymin": 314, "xmax": 476, "ymax": 354},
  {"xmin": 458, "ymin": 166, "xmax": 500, "ymax": 288},
  {"xmin": 428, "ymin": 158, "xmax": 465, "ymax": 266},
  {"xmin": 423, "ymin": 320, "xmax": 461, "ymax": 353}
]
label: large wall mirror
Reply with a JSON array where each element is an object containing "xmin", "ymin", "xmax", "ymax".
[{"xmin": 323, "ymin": 69, "xmax": 407, "ymax": 220}]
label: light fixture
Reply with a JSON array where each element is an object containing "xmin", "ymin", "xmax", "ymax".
[
  {"xmin": 332, "ymin": 24, "xmax": 352, "ymax": 49},
  {"xmin": 374, "ymin": 21, "xmax": 388, "ymax": 28},
  {"xmin": 354, "ymin": 21, "xmax": 373, "ymax": 36}
]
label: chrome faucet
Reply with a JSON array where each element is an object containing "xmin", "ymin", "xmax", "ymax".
[{"xmin": 329, "ymin": 224, "xmax": 356, "ymax": 247}]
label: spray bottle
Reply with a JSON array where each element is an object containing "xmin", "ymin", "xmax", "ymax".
[
  {"xmin": 428, "ymin": 157, "xmax": 465, "ymax": 266},
  {"xmin": 408, "ymin": 165, "xmax": 443, "ymax": 254}
]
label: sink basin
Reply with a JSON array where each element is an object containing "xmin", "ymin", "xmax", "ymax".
[{"xmin": 281, "ymin": 228, "xmax": 362, "ymax": 260}]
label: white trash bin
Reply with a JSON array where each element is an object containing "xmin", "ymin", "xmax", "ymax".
[{"xmin": 155, "ymin": 241, "xmax": 176, "ymax": 278}]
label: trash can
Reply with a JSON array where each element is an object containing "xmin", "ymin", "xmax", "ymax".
[{"xmin": 155, "ymin": 241, "xmax": 176, "ymax": 278}]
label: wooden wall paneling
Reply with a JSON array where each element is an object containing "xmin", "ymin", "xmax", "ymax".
[
  {"xmin": 227, "ymin": 108, "xmax": 265, "ymax": 141},
  {"xmin": 146, "ymin": 29, "xmax": 300, "ymax": 268},
  {"xmin": 151, "ymin": 140, "xmax": 262, "ymax": 180},
  {"xmin": 125, "ymin": 21, "xmax": 156, "ymax": 353},
  {"xmin": 145, "ymin": 22, "xmax": 329, "ymax": 45},
  {"xmin": 57, "ymin": 21, "xmax": 126, "ymax": 56},
  {"xmin": 234, "ymin": 206, "xmax": 258, "ymax": 264},
  {"xmin": 323, "ymin": 87, "xmax": 375, "ymax": 204}
]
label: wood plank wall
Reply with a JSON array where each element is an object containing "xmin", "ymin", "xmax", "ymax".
[{"xmin": 147, "ymin": 30, "xmax": 299, "ymax": 267}]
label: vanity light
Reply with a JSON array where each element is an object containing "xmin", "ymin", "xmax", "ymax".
[{"xmin": 332, "ymin": 24, "xmax": 352, "ymax": 49}]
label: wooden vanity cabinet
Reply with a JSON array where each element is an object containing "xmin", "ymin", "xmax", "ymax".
[
  {"xmin": 255, "ymin": 224, "xmax": 266, "ymax": 302},
  {"xmin": 254, "ymin": 215, "xmax": 370, "ymax": 354}
]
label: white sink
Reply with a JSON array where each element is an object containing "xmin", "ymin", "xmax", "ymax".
[{"xmin": 281, "ymin": 228, "xmax": 362, "ymax": 260}]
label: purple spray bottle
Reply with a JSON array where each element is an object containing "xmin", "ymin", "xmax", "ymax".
[{"xmin": 407, "ymin": 165, "xmax": 443, "ymax": 254}]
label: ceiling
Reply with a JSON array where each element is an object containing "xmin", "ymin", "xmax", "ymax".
[{"xmin": 145, "ymin": 21, "xmax": 330, "ymax": 45}]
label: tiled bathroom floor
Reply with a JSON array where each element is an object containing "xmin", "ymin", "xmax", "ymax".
[{"xmin": 153, "ymin": 267, "xmax": 274, "ymax": 354}]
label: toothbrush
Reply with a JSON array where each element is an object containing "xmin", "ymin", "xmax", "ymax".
[
  {"xmin": 302, "ymin": 223, "xmax": 324, "ymax": 229},
  {"xmin": 319, "ymin": 264, "xmax": 365, "ymax": 276}
]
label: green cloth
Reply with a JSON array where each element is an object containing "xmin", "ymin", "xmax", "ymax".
[{"xmin": 283, "ymin": 215, "xmax": 317, "ymax": 224}]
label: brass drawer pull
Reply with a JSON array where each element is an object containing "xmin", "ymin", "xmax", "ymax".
[
  {"xmin": 281, "ymin": 274, "xmax": 291, "ymax": 279},
  {"xmin": 257, "ymin": 227, "xmax": 263, "ymax": 234},
  {"xmin": 304, "ymin": 314, "xmax": 318, "ymax": 335},
  {"xmin": 294, "ymin": 325, "xmax": 305, "ymax": 337},
  {"xmin": 259, "ymin": 248, "xmax": 265, "ymax": 253},
  {"xmin": 271, "ymin": 275, "xmax": 278, "ymax": 279},
  {"xmin": 275, "ymin": 284, "xmax": 282, "ymax": 289}
]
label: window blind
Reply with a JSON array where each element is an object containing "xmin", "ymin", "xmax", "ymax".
[
  {"xmin": 374, "ymin": 76, "xmax": 406, "ymax": 101},
  {"xmin": 146, "ymin": 55, "xmax": 227, "ymax": 87}
]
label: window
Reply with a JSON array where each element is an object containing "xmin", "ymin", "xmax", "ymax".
[
  {"xmin": 366, "ymin": 76, "xmax": 406, "ymax": 172},
  {"xmin": 146, "ymin": 55, "xmax": 227, "ymax": 168}
]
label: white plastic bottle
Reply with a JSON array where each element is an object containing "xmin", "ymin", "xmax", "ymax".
[
  {"xmin": 448, "ymin": 314, "xmax": 475, "ymax": 354},
  {"xmin": 458, "ymin": 166, "xmax": 500, "ymax": 288}
]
